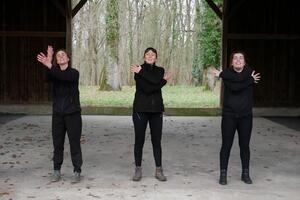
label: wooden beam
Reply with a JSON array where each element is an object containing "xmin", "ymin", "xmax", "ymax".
[
  {"xmin": 66, "ymin": 0, "xmax": 72, "ymax": 18},
  {"xmin": 0, "ymin": 31, "xmax": 65, "ymax": 37},
  {"xmin": 228, "ymin": 33, "xmax": 300, "ymax": 40},
  {"xmin": 220, "ymin": 0, "xmax": 229, "ymax": 107},
  {"xmin": 204, "ymin": 0, "xmax": 222, "ymax": 19},
  {"xmin": 66, "ymin": 0, "xmax": 72, "ymax": 59},
  {"xmin": 72, "ymin": 0, "xmax": 87, "ymax": 18},
  {"xmin": 50, "ymin": 0, "xmax": 66, "ymax": 17}
]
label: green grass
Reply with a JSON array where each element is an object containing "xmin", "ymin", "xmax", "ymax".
[{"xmin": 80, "ymin": 85, "xmax": 220, "ymax": 108}]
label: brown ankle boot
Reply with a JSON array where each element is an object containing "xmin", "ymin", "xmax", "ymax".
[
  {"xmin": 132, "ymin": 167, "xmax": 142, "ymax": 181},
  {"xmin": 155, "ymin": 167, "xmax": 167, "ymax": 181}
]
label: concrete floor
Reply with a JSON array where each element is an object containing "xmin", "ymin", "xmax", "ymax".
[{"xmin": 0, "ymin": 115, "xmax": 299, "ymax": 200}]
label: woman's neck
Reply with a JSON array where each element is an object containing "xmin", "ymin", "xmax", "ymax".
[
  {"xmin": 233, "ymin": 67, "xmax": 244, "ymax": 73},
  {"xmin": 59, "ymin": 63, "xmax": 68, "ymax": 71},
  {"xmin": 144, "ymin": 62, "xmax": 155, "ymax": 66}
]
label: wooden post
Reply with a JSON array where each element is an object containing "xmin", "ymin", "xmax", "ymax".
[
  {"xmin": 66, "ymin": 0, "xmax": 72, "ymax": 62},
  {"xmin": 220, "ymin": 0, "xmax": 229, "ymax": 107}
]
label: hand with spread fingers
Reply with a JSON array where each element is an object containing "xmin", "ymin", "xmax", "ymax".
[
  {"xmin": 37, "ymin": 45, "xmax": 53, "ymax": 69},
  {"xmin": 251, "ymin": 71, "xmax": 261, "ymax": 83}
]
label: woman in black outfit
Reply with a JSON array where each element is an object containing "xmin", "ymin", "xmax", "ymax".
[
  {"xmin": 130, "ymin": 47, "xmax": 171, "ymax": 181},
  {"xmin": 213, "ymin": 51, "xmax": 260, "ymax": 185},
  {"xmin": 37, "ymin": 46, "xmax": 83, "ymax": 183}
]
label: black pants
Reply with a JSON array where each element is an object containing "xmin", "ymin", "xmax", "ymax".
[
  {"xmin": 220, "ymin": 115, "xmax": 252, "ymax": 170},
  {"xmin": 52, "ymin": 112, "xmax": 82, "ymax": 173},
  {"xmin": 133, "ymin": 112, "xmax": 163, "ymax": 167}
]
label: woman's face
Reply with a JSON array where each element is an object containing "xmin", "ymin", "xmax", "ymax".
[
  {"xmin": 56, "ymin": 51, "xmax": 70, "ymax": 66},
  {"xmin": 144, "ymin": 50, "xmax": 157, "ymax": 65},
  {"xmin": 231, "ymin": 53, "xmax": 246, "ymax": 70}
]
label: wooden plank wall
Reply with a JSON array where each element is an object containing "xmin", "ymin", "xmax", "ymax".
[
  {"xmin": 0, "ymin": 0, "xmax": 67, "ymax": 103},
  {"xmin": 223, "ymin": 0, "xmax": 300, "ymax": 107}
]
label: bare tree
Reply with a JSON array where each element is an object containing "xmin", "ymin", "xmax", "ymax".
[
  {"xmin": 104, "ymin": 0, "xmax": 121, "ymax": 91},
  {"xmin": 72, "ymin": 0, "xmax": 221, "ymax": 87}
]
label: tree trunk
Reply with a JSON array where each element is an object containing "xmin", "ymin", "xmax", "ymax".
[
  {"xmin": 192, "ymin": 0, "xmax": 203, "ymax": 86},
  {"xmin": 103, "ymin": 0, "xmax": 121, "ymax": 91}
]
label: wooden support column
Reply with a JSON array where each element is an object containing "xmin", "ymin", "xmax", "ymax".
[
  {"xmin": 66, "ymin": 0, "xmax": 87, "ymax": 60},
  {"xmin": 220, "ymin": 0, "xmax": 229, "ymax": 107},
  {"xmin": 1, "ymin": 0, "xmax": 7, "ymax": 102},
  {"xmin": 66, "ymin": 0, "xmax": 72, "ymax": 58}
]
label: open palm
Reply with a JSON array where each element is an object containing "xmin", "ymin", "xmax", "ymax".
[{"xmin": 37, "ymin": 45, "xmax": 53, "ymax": 69}]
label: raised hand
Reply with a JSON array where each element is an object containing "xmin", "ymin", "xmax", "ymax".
[
  {"xmin": 163, "ymin": 71, "xmax": 172, "ymax": 81},
  {"xmin": 47, "ymin": 45, "xmax": 54, "ymax": 63},
  {"xmin": 37, "ymin": 45, "xmax": 54, "ymax": 69},
  {"xmin": 212, "ymin": 68, "xmax": 222, "ymax": 77},
  {"xmin": 37, "ymin": 52, "xmax": 52, "ymax": 69},
  {"xmin": 251, "ymin": 71, "xmax": 261, "ymax": 83},
  {"xmin": 130, "ymin": 64, "xmax": 142, "ymax": 73}
]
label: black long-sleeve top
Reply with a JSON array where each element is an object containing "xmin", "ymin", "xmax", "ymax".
[
  {"xmin": 46, "ymin": 65, "xmax": 81, "ymax": 115},
  {"xmin": 220, "ymin": 66, "xmax": 254, "ymax": 117},
  {"xmin": 133, "ymin": 63, "xmax": 167, "ymax": 112}
]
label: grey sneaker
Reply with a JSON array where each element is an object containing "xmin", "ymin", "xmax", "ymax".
[
  {"xmin": 155, "ymin": 167, "xmax": 167, "ymax": 181},
  {"xmin": 132, "ymin": 166, "xmax": 142, "ymax": 181},
  {"xmin": 72, "ymin": 172, "xmax": 81, "ymax": 183},
  {"xmin": 51, "ymin": 170, "xmax": 61, "ymax": 182}
]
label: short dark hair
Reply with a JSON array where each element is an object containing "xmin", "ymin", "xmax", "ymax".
[
  {"xmin": 229, "ymin": 50, "xmax": 248, "ymax": 67},
  {"xmin": 144, "ymin": 47, "xmax": 158, "ymax": 59}
]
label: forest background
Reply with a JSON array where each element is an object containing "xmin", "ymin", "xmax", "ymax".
[{"xmin": 71, "ymin": 0, "xmax": 222, "ymax": 107}]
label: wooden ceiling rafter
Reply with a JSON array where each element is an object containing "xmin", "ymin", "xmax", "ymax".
[
  {"xmin": 204, "ymin": 0, "xmax": 222, "ymax": 19},
  {"xmin": 72, "ymin": 0, "xmax": 87, "ymax": 18}
]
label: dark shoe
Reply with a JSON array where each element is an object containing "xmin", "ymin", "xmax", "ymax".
[
  {"xmin": 72, "ymin": 171, "xmax": 81, "ymax": 183},
  {"xmin": 51, "ymin": 170, "xmax": 61, "ymax": 182},
  {"xmin": 132, "ymin": 166, "xmax": 142, "ymax": 181},
  {"xmin": 219, "ymin": 169, "xmax": 227, "ymax": 185},
  {"xmin": 155, "ymin": 167, "xmax": 167, "ymax": 181},
  {"xmin": 241, "ymin": 169, "xmax": 253, "ymax": 184}
]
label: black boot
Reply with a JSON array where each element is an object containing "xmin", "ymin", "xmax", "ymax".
[
  {"xmin": 241, "ymin": 169, "xmax": 253, "ymax": 184},
  {"xmin": 219, "ymin": 169, "xmax": 227, "ymax": 185}
]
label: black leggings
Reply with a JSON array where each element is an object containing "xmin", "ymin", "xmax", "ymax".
[
  {"xmin": 220, "ymin": 115, "xmax": 252, "ymax": 170},
  {"xmin": 133, "ymin": 112, "xmax": 163, "ymax": 167},
  {"xmin": 52, "ymin": 112, "xmax": 83, "ymax": 173}
]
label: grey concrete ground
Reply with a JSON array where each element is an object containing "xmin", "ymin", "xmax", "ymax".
[{"xmin": 0, "ymin": 115, "xmax": 299, "ymax": 200}]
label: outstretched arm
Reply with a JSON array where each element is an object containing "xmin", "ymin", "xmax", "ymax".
[
  {"xmin": 223, "ymin": 71, "xmax": 261, "ymax": 92},
  {"xmin": 212, "ymin": 67, "xmax": 260, "ymax": 83}
]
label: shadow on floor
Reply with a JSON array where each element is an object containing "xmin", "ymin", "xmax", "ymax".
[
  {"xmin": 0, "ymin": 114, "xmax": 26, "ymax": 125},
  {"xmin": 264, "ymin": 117, "xmax": 300, "ymax": 132}
]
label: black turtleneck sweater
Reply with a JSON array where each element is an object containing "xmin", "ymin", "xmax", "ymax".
[
  {"xmin": 46, "ymin": 65, "xmax": 81, "ymax": 115},
  {"xmin": 133, "ymin": 63, "xmax": 167, "ymax": 112},
  {"xmin": 220, "ymin": 66, "xmax": 254, "ymax": 117}
]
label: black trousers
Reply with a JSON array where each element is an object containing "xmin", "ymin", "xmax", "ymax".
[
  {"xmin": 132, "ymin": 112, "xmax": 163, "ymax": 167},
  {"xmin": 220, "ymin": 115, "xmax": 252, "ymax": 170},
  {"xmin": 52, "ymin": 112, "xmax": 82, "ymax": 173}
]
